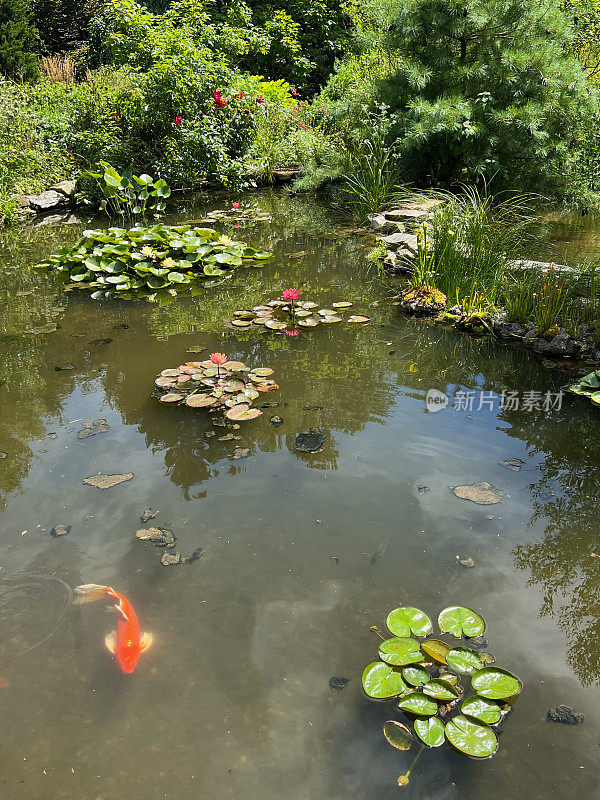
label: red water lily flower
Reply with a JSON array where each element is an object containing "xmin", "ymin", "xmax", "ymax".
[{"xmin": 282, "ymin": 289, "xmax": 300, "ymax": 301}]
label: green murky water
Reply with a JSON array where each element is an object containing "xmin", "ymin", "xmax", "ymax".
[{"xmin": 0, "ymin": 193, "xmax": 598, "ymax": 799}]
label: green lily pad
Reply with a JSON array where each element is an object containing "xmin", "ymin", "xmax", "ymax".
[
  {"xmin": 446, "ymin": 648, "xmax": 485, "ymax": 675},
  {"xmin": 386, "ymin": 607, "xmax": 433, "ymax": 638},
  {"xmin": 461, "ymin": 696, "xmax": 502, "ymax": 724},
  {"xmin": 445, "ymin": 714, "xmax": 498, "ymax": 758},
  {"xmin": 422, "ymin": 679, "xmax": 460, "ymax": 701},
  {"xmin": 383, "ymin": 720, "xmax": 413, "ymax": 750},
  {"xmin": 471, "ymin": 667, "xmax": 522, "ymax": 699},
  {"xmin": 414, "ymin": 717, "xmax": 445, "ymax": 747},
  {"xmin": 420, "ymin": 639, "xmax": 451, "ymax": 664},
  {"xmin": 397, "ymin": 692, "xmax": 438, "ymax": 716},
  {"xmin": 379, "ymin": 637, "xmax": 423, "ymax": 666},
  {"xmin": 362, "ymin": 662, "xmax": 407, "ymax": 699},
  {"xmin": 402, "ymin": 665, "xmax": 430, "ymax": 686},
  {"xmin": 438, "ymin": 606, "xmax": 486, "ymax": 638}
]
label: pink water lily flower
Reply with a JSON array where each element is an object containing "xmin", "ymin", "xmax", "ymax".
[
  {"xmin": 285, "ymin": 328, "xmax": 300, "ymax": 337},
  {"xmin": 232, "ymin": 202, "xmax": 240, "ymax": 209},
  {"xmin": 210, "ymin": 353, "xmax": 228, "ymax": 366},
  {"xmin": 282, "ymin": 289, "xmax": 300, "ymax": 301}
]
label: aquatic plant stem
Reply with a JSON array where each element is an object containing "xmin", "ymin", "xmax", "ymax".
[
  {"xmin": 397, "ymin": 744, "xmax": 425, "ymax": 787},
  {"xmin": 369, "ymin": 625, "xmax": 386, "ymax": 640}
]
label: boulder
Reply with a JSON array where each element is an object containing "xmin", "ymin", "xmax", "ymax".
[
  {"xmin": 506, "ymin": 258, "xmax": 575, "ymax": 275},
  {"xmin": 384, "ymin": 198, "xmax": 445, "ymax": 223},
  {"xmin": 523, "ymin": 329, "xmax": 581, "ymax": 357},
  {"xmin": 494, "ymin": 321, "xmax": 528, "ymax": 340},
  {"xmin": 377, "ymin": 231, "xmax": 419, "ymax": 253},
  {"xmin": 49, "ymin": 179, "xmax": 76, "ymax": 197},
  {"xmin": 24, "ymin": 190, "xmax": 69, "ymax": 212}
]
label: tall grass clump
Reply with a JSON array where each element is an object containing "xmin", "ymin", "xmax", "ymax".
[
  {"xmin": 428, "ymin": 187, "xmax": 536, "ymax": 302},
  {"xmin": 339, "ymin": 114, "xmax": 408, "ymax": 222}
]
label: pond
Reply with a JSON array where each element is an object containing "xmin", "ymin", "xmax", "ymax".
[{"xmin": 0, "ymin": 192, "xmax": 598, "ymax": 800}]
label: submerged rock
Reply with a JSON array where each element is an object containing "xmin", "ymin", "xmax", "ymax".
[
  {"xmin": 232, "ymin": 447, "xmax": 250, "ymax": 459},
  {"xmin": 459, "ymin": 556, "xmax": 476, "ymax": 568},
  {"xmin": 182, "ymin": 547, "xmax": 204, "ymax": 564},
  {"xmin": 499, "ymin": 458, "xmax": 525, "ymax": 471},
  {"xmin": 270, "ymin": 415, "xmax": 283, "ymax": 426},
  {"xmin": 161, "ymin": 551, "xmax": 181, "ymax": 566},
  {"xmin": 55, "ymin": 363, "xmax": 76, "ymax": 371},
  {"xmin": 453, "ymin": 481, "xmax": 503, "ymax": 505},
  {"xmin": 136, "ymin": 526, "xmax": 177, "ymax": 548},
  {"xmin": 329, "ymin": 676, "xmax": 350, "ymax": 691},
  {"xmin": 547, "ymin": 705, "xmax": 584, "ymax": 725},
  {"xmin": 50, "ymin": 524, "xmax": 71, "ymax": 537},
  {"xmin": 77, "ymin": 419, "xmax": 110, "ymax": 439},
  {"xmin": 140, "ymin": 508, "xmax": 157, "ymax": 523},
  {"xmin": 295, "ymin": 429, "xmax": 327, "ymax": 452},
  {"xmin": 523, "ymin": 329, "xmax": 581, "ymax": 358}
]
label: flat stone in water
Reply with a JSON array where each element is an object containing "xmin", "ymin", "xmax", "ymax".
[
  {"xmin": 0, "ymin": 452, "xmax": 6, "ymax": 459},
  {"xmin": 232, "ymin": 447, "xmax": 250, "ymax": 459},
  {"xmin": 547, "ymin": 705, "xmax": 584, "ymax": 725},
  {"xmin": 499, "ymin": 458, "xmax": 525, "ymax": 471},
  {"xmin": 295, "ymin": 429, "xmax": 327, "ymax": 452},
  {"xmin": 459, "ymin": 557, "xmax": 475, "ymax": 568},
  {"xmin": 270, "ymin": 416, "xmax": 283, "ymax": 426},
  {"xmin": 77, "ymin": 419, "xmax": 110, "ymax": 439},
  {"xmin": 453, "ymin": 481, "xmax": 503, "ymax": 505},
  {"xmin": 55, "ymin": 363, "xmax": 76, "ymax": 371},
  {"xmin": 83, "ymin": 472, "xmax": 134, "ymax": 489},
  {"xmin": 50, "ymin": 524, "xmax": 71, "ymax": 537},
  {"xmin": 182, "ymin": 547, "xmax": 204, "ymax": 564}
]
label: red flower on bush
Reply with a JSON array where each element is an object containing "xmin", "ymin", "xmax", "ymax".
[
  {"xmin": 174, "ymin": 115, "xmax": 183, "ymax": 124},
  {"xmin": 232, "ymin": 202, "xmax": 240, "ymax": 209},
  {"xmin": 213, "ymin": 91, "xmax": 228, "ymax": 108},
  {"xmin": 256, "ymin": 95, "xmax": 264, "ymax": 104}
]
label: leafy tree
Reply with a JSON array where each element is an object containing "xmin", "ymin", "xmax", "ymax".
[
  {"xmin": 561, "ymin": 0, "xmax": 600, "ymax": 79},
  {"xmin": 0, "ymin": 0, "xmax": 39, "ymax": 80},
  {"xmin": 32, "ymin": 0, "xmax": 104, "ymax": 54},
  {"xmin": 365, "ymin": 0, "xmax": 598, "ymax": 195}
]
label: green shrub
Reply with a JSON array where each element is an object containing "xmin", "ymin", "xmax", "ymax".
[{"xmin": 0, "ymin": 0, "xmax": 39, "ymax": 81}]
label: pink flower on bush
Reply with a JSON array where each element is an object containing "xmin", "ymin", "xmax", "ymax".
[
  {"xmin": 282, "ymin": 289, "xmax": 300, "ymax": 301},
  {"xmin": 285, "ymin": 328, "xmax": 300, "ymax": 337},
  {"xmin": 232, "ymin": 202, "xmax": 239, "ymax": 209},
  {"xmin": 234, "ymin": 223, "xmax": 240, "ymax": 229}
]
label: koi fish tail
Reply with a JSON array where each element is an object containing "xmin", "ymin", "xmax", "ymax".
[{"xmin": 74, "ymin": 584, "xmax": 114, "ymax": 605}]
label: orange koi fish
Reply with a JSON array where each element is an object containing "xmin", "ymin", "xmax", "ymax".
[{"xmin": 75, "ymin": 584, "xmax": 153, "ymax": 673}]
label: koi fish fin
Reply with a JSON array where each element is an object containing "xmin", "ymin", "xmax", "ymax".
[
  {"xmin": 140, "ymin": 632, "xmax": 154, "ymax": 652},
  {"xmin": 74, "ymin": 584, "xmax": 109, "ymax": 604},
  {"xmin": 105, "ymin": 631, "xmax": 117, "ymax": 654}
]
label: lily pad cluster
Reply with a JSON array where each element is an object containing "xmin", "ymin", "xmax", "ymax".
[
  {"xmin": 362, "ymin": 605, "xmax": 521, "ymax": 785},
  {"xmin": 34, "ymin": 224, "xmax": 272, "ymax": 298},
  {"xmin": 228, "ymin": 298, "xmax": 371, "ymax": 331},
  {"xmin": 568, "ymin": 370, "xmax": 600, "ymax": 407},
  {"xmin": 154, "ymin": 359, "xmax": 278, "ymax": 420}
]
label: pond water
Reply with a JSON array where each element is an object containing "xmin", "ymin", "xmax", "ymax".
[{"xmin": 0, "ymin": 192, "xmax": 599, "ymax": 799}]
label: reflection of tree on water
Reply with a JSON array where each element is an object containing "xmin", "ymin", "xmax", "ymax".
[{"xmin": 509, "ymin": 402, "xmax": 600, "ymax": 686}]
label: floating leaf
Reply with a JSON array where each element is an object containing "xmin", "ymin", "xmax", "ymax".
[
  {"xmin": 461, "ymin": 696, "xmax": 502, "ymax": 724},
  {"xmin": 445, "ymin": 714, "xmax": 498, "ymax": 758},
  {"xmin": 438, "ymin": 606, "xmax": 486, "ymax": 638},
  {"xmin": 185, "ymin": 395, "xmax": 217, "ymax": 408},
  {"xmin": 265, "ymin": 319, "xmax": 288, "ymax": 330},
  {"xmin": 348, "ymin": 315, "xmax": 371, "ymax": 323},
  {"xmin": 420, "ymin": 639, "xmax": 452, "ymax": 664},
  {"xmin": 383, "ymin": 721, "xmax": 413, "ymax": 751},
  {"xmin": 402, "ymin": 665, "xmax": 430, "ymax": 686},
  {"xmin": 446, "ymin": 648, "xmax": 484, "ymax": 675},
  {"xmin": 159, "ymin": 393, "xmax": 183, "ymax": 403},
  {"xmin": 83, "ymin": 473, "xmax": 133, "ymax": 489},
  {"xmin": 231, "ymin": 319, "xmax": 252, "ymax": 328},
  {"xmin": 332, "ymin": 301, "xmax": 353, "ymax": 309},
  {"xmin": 387, "ymin": 607, "xmax": 433, "ymax": 638},
  {"xmin": 397, "ymin": 692, "xmax": 438, "ymax": 716},
  {"xmin": 223, "ymin": 361, "xmax": 247, "ymax": 371},
  {"xmin": 471, "ymin": 668, "xmax": 522, "ymax": 700},
  {"xmin": 414, "ymin": 717, "xmax": 445, "ymax": 747},
  {"xmin": 321, "ymin": 315, "xmax": 343, "ymax": 323},
  {"xmin": 250, "ymin": 368, "xmax": 274, "ymax": 377},
  {"xmin": 362, "ymin": 662, "xmax": 407, "ymax": 699},
  {"xmin": 223, "ymin": 380, "xmax": 246, "ymax": 392},
  {"xmin": 318, "ymin": 308, "xmax": 336, "ymax": 316},
  {"xmin": 155, "ymin": 377, "xmax": 176, "ymax": 387},
  {"xmin": 225, "ymin": 405, "xmax": 262, "ymax": 421},
  {"xmin": 422, "ymin": 679, "xmax": 460, "ymax": 701},
  {"xmin": 298, "ymin": 318, "xmax": 319, "ymax": 327},
  {"xmin": 379, "ymin": 637, "xmax": 423, "ymax": 666},
  {"xmin": 161, "ymin": 368, "xmax": 181, "ymax": 377}
]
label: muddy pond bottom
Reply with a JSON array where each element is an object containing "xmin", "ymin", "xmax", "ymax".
[{"xmin": 0, "ymin": 192, "xmax": 598, "ymax": 800}]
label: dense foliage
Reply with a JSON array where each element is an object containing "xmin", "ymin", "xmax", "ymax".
[{"xmin": 2, "ymin": 0, "xmax": 600, "ymax": 219}]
